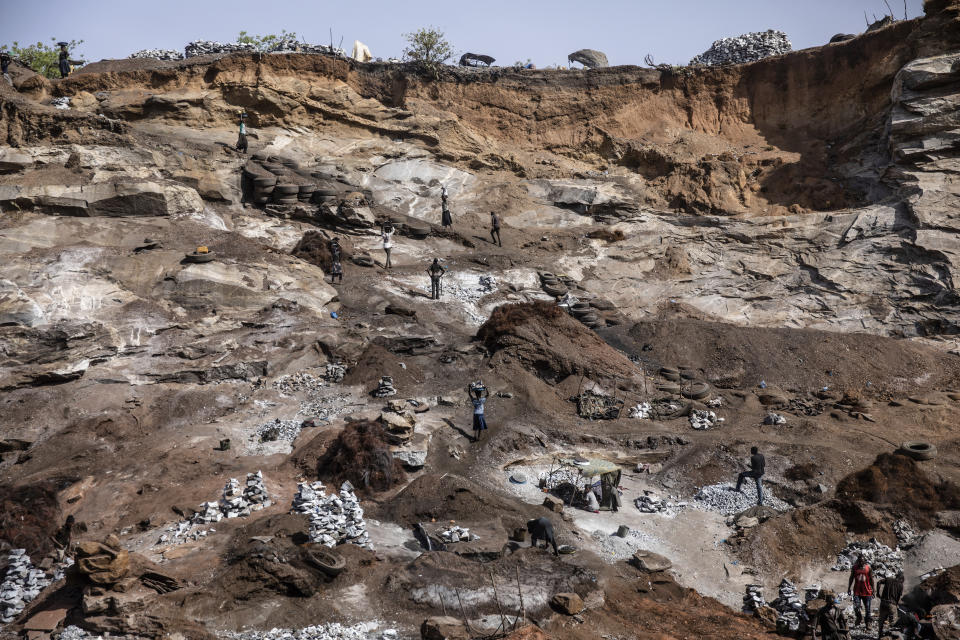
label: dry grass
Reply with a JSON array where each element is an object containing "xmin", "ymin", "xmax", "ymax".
[
  {"xmin": 0, "ymin": 482, "xmax": 61, "ymax": 557},
  {"xmin": 317, "ymin": 420, "xmax": 406, "ymax": 493}
]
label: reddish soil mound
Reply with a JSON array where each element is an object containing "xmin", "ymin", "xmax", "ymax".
[
  {"xmin": 0, "ymin": 481, "xmax": 62, "ymax": 557},
  {"xmin": 341, "ymin": 343, "xmax": 424, "ymax": 392},
  {"xmin": 478, "ymin": 302, "xmax": 637, "ymax": 385},
  {"xmin": 626, "ymin": 317, "xmax": 960, "ymax": 393},
  {"xmin": 317, "ymin": 420, "xmax": 406, "ymax": 493},
  {"xmin": 291, "ymin": 230, "xmax": 351, "ymax": 272},
  {"xmin": 836, "ymin": 453, "xmax": 960, "ymax": 528}
]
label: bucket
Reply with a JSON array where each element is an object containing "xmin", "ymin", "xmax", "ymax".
[{"xmin": 616, "ymin": 525, "xmax": 630, "ymax": 538}]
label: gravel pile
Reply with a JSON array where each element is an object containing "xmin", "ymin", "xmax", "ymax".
[
  {"xmin": 690, "ymin": 30, "xmax": 792, "ymax": 66},
  {"xmin": 274, "ymin": 370, "xmax": 327, "ymax": 396},
  {"xmin": 589, "ymin": 528, "xmax": 662, "ymax": 563},
  {"xmin": 298, "ymin": 392, "xmax": 351, "ymax": 421},
  {"xmin": 373, "ymin": 376, "xmax": 397, "ymax": 398},
  {"xmin": 690, "ymin": 409, "xmax": 721, "ymax": 430},
  {"xmin": 693, "ymin": 482, "xmax": 790, "ymax": 515},
  {"xmin": 185, "ymin": 40, "xmax": 258, "ymax": 57},
  {"xmin": 291, "ymin": 482, "xmax": 371, "ymax": 549},
  {"xmin": 0, "ymin": 550, "xmax": 70, "ymax": 625},
  {"xmin": 830, "ymin": 539, "xmax": 903, "ymax": 576},
  {"xmin": 58, "ymin": 626, "xmax": 101, "ymax": 640},
  {"xmin": 763, "ymin": 413, "xmax": 786, "ymax": 425},
  {"xmin": 324, "ymin": 363, "xmax": 346, "ymax": 383},
  {"xmin": 628, "ymin": 402, "xmax": 652, "ymax": 419},
  {"xmin": 184, "ymin": 39, "xmax": 344, "ymax": 59},
  {"xmin": 254, "ymin": 418, "xmax": 303, "ymax": 443},
  {"xmin": 634, "ymin": 490, "xmax": 686, "ymax": 516},
  {"xmin": 894, "ymin": 519, "xmax": 916, "ymax": 545},
  {"xmin": 539, "ymin": 468, "xmax": 580, "ymax": 491},
  {"xmin": 221, "ymin": 623, "xmax": 395, "ymax": 640},
  {"xmin": 130, "ymin": 49, "xmax": 183, "ymax": 60}
]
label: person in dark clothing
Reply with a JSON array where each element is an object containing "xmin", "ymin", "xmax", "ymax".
[
  {"xmin": 470, "ymin": 383, "xmax": 488, "ymax": 442},
  {"xmin": 236, "ymin": 113, "xmax": 248, "ymax": 153},
  {"xmin": 490, "ymin": 211, "xmax": 501, "ymax": 246},
  {"xmin": 734, "ymin": 446, "xmax": 765, "ymax": 505},
  {"xmin": 877, "ymin": 571, "xmax": 904, "ymax": 640},
  {"xmin": 441, "ymin": 200, "xmax": 453, "ymax": 228},
  {"xmin": 328, "ymin": 237, "xmax": 342, "ymax": 261},
  {"xmin": 526, "ymin": 517, "xmax": 558, "ymax": 556},
  {"xmin": 329, "ymin": 259, "xmax": 343, "ymax": 284},
  {"xmin": 1, "ymin": 52, "xmax": 11, "ymax": 85},
  {"xmin": 58, "ymin": 43, "xmax": 71, "ymax": 78},
  {"xmin": 813, "ymin": 591, "xmax": 850, "ymax": 640},
  {"xmin": 427, "ymin": 258, "xmax": 446, "ymax": 300}
]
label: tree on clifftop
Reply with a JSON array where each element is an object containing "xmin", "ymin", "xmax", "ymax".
[
  {"xmin": 402, "ymin": 27, "xmax": 453, "ymax": 66},
  {"xmin": 1, "ymin": 38, "xmax": 84, "ymax": 79},
  {"xmin": 236, "ymin": 30, "xmax": 299, "ymax": 52}
]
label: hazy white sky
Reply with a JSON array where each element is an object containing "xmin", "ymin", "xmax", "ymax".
[{"xmin": 1, "ymin": 0, "xmax": 926, "ymax": 67}]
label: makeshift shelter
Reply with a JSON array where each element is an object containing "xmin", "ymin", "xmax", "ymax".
[
  {"xmin": 544, "ymin": 457, "xmax": 622, "ymax": 511},
  {"xmin": 459, "ymin": 53, "xmax": 495, "ymax": 67},
  {"xmin": 351, "ymin": 40, "xmax": 372, "ymax": 63},
  {"xmin": 567, "ymin": 49, "xmax": 608, "ymax": 69}
]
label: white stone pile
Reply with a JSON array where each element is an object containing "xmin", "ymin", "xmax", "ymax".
[
  {"xmin": 1, "ymin": 550, "xmax": 54, "ymax": 624},
  {"xmin": 634, "ymin": 490, "xmax": 686, "ymax": 516},
  {"xmin": 51, "ymin": 97, "xmax": 71, "ymax": 110},
  {"xmin": 185, "ymin": 40, "xmax": 258, "ymax": 57},
  {"xmin": 690, "ymin": 409, "xmax": 720, "ymax": 430},
  {"xmin": 193, "ymin": 471, "xmax": 271, "ymax": 524},
  {"xmin": 743, "ymin": 583, "xmax": 765, "ymax": 613},
  {"xmin": 830, "ymin": 539, "xmax": 903, "ymax": 575},
  {"xmin": 221, "ymin": 623, "xmax": 396, "ymax": 640},
  {"xmin": 693, "ymin": 482, "xmax": 790, "ymax": 515},
  {"xmin": 373, "ymin": 376, "xmax": 397, "ymax": 397},
  {"xmin": 690, "ymin": 30, "xmax": 792, "ymax": 66},
  {"xmin": 439, "ymin": 525, "xmax": 475, "ymax": 543},
  {"xmin": 324, "ymin": 363, "xmax": 346, "ymax": 383},
  {"xmin": 184, "ymin": 39, "xmax": 344, "ymax": 59},
  {"xmin": 763, "ymin": 413, "xmax": 786, "ymax": 425},
  {"xmin": 130, "ymin": 49, "xmax": 184, "ymax": 61},
  {"xmin": 291, "ymin": 482, "xmax": 372, "ymax": 549},
  {"xmin": 58, "ymin": 626, "xmax": 102, "ymax": 640},
  {"xmin": 769, "ymin": 579, "xmax": 803, "ymax": 632},
  {"xmin": 894, "ymin": 519, "xmax": 916, "ymax": 545},
  {"xmin": 539, "ymin": 468, "xmax": 580, "ymax": 491},
  {"xmin": 477, "ymin": 275, "xmax": 497, "ymax": 293},
  {"xmin": 158, "ymin": 520, "xmax": 214, "ymax": 545},
  {"xmin": 274, "ymin": 370, "xmax": 326, "ymax": 396},
  {"xmin": 628, "ymin": 402, "xmax": 652, "ymax": 419},
  {"xmin": 254, "ymin": 418, "xmax": 303, "ymax": 443}
]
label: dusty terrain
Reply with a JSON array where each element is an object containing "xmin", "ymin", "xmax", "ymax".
[{"xmin": 2, "ymin": 2, "xmax": 960, "ymax": 639}]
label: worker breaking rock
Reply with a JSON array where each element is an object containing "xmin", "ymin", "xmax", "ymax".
[
  {"xmin": 527, "ymin": 517, "xmax": 559, "ymax": 556},
  {"xmin": 427, "ymin": 258, "xmax": 446, "ymax": 300},
  {"xmin": 848, "ymin": 554, "xmax": 876, "ymax": 628},
  {"xmin": 440, "ymin": 187, "xmax": 452, "ymax": 228},
  {"xmin": 734, "ymin": 445, "xmax": 765, "ymax": 505},
  {"xmin": 812, "ymin": 590, "xmax": 849, "ymax": 640}
]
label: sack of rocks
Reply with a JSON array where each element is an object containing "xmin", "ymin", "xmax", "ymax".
[{"xmin": 74, "ymin": 535, "xmax": 130, "ymax": 586}]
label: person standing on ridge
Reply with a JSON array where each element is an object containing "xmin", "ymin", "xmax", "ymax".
[
  {"xmin": 58, "ymin": 42, "xmax": 71, "ymax": 78},
  {"xmin": 734, "ymin": 446, "xmax": 765, "ymax": 505},
  {"xmin": 490, "ymin": 211, "xmax": 501, "ymax": 246},
  {"xmin": 427, "ymin": 258, "xmax": 446, "ymax": 300}
]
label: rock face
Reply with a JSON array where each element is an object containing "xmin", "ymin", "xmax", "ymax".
[{"xmin": 0, "ymin": 179, "xmax": 204, "ymax": 217}]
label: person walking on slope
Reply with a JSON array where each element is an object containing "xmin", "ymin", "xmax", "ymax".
[
  {"xmin": 381, "ymin": 223, "xmax": 395, "ymax": 269},
  {"xmin": 734, "ymin": 446, "xmax": 765, "ymax": 505},
  {"xmin": 427, "ymin": 258, "xmax": 446, "ymax": 300},
  {"xmin": 876, "ymin": 570, "xmax": 904, "ymax": 639},
  {"xmin": 849, "ymin": 554, "xmax": 876, "ymax": 628},
  {"xmin": 812, "ymin": 591, "xmax": 850, "ymax": 640},
  {"xmin": 329, "ymin": 258, "xmax": 343, "ymax": 284},
  {"xmin": 469, "ymin": 382, "xmax": 489, "ymax": 442},
  {"xmin": 440, "ymin": 186, "xmax": 453, "ymax": 228},
  {"xmin": 236, "ymin": 112, "xmax": 248, "ymax": 153},
  {"xmin": 489, "ymin": 211, "xmax": 502, "ymax": 246}
]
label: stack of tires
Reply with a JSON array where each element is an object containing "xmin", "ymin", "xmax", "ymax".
[
  {"xmin": 298, "ymin": 183, "xmax": 316, "ymax": 203},
  {"xmin": 657, "ymin": 366, "xmax": 711, "ymax": 399},
  {"xmin": 569, "ymin": 301, "xmax": 601, "ymax": 329},
  {"xmin": 243, "ymin": 162, "xmax": 278, "ymax": 205},
  {"xmin": 273, "ymin": 184, "xmax": 300, "ymax": 204},
  {"xmin": 540, "ymin": 272, "xmax": 567, "ymax": 297}
]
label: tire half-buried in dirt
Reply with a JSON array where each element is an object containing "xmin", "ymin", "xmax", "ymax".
[
  {"xmin": 305, "ymin": 546, "xmax": 346, "ymax": 577},
  {"xmin": 901, "ymin": 441, "xmax": 937, "ymax": 461}
]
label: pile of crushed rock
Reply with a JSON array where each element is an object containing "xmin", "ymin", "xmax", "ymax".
[
  {"xmin": 158, "ymin": 472, "xmax": 270, "ymax": 545},
  {"xmin": 693, "ymin": 481, "xmax": 790, "ymax": 515},
  {"xmin": 183, "ymin": 37, "xmax": 344, "ymax": 58},
  {"xmin": 690, "ymin": 30, "xmax": 792, "ymax": 66},
  {"xmin": 830, "ymin": 538, "xmax": 903, "ymax": 576},
  {"xmin": 221, "ymin": 623, "xmax": 397, "ymax": 640},
  {"xmin": 1, "ymin": 550, "xmax": 71, "ymax": 624},
  {"xmin": 743, "ymin": 580, "xmax": 821, "ymax": 633},
  {"xmin": 130, "ymin": 49, "xmax": 183, "ymax": 61},
  {"xmin": 291, "ymin": 482, "xmax": 371, "ymax": 549},
  {"xmin": 634, "ymin": 490, "xmax": 686, "ymax": 516}
]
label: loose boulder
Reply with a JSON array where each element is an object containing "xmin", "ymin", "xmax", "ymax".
[
  {"xmin": 567, "ymin": 49, "xmax": 608, "ymax": 69},
  {"xmin": 551, "ymin": 592, "xmax": 585, "ymax": 615}
]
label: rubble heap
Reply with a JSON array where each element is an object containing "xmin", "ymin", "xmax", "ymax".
[
  {"xmin": 221, "ymin": 623, "xmax": 396, "ymax": 640},
  {"xmin": 184, "ymin": 39, "xmax": 344, "ymax": 58},
  {"xmin": 693, "ymin": 482, "xmax": 790, "ymax": 515},
  {"xmin": 75, "ymin": 536, "xmax": 129, "ymax": 586},
  {"xmin": 0, "ymin": 550, "xmax": 53, "ymax": 624},
  {"xmin": 830, "ymin": 539, "xmax": 904, "ymax": 575},
  {"xmin": 130, "ymin": 49, "xmax": 184, "ymax": 61},
  {"xmin": 193, "ymin": 471, "xmax": 271, "ymax": 523},
  {"xmin": 634, "ymin": 490, "xmax": 686, "ymax": 516},
  {"xmin": 628, "ymin": 402, "xmax": 652, "ymax": 419},
  {"xmin": 291, "ymin": 482, "xmax": 372, "ymax": 549},
  {"xmin": 690, "ymin": 409, "xmax": 721, "ymax": 430},
  {"xmin": 769, "ymin": 579, "xmax": 804, "ymax": 633},
  {"xmin": 539, "ymin": 468, "xmax": 580, "ymax": 491},
  {"xmin": 894, "ymin": 519, "xmax": 917, "ymax": 545},
  {"xmin": 254, "ymin": 418, "xmax": 303, "ymax": 443},
  {"xmin": 439, "ymin": 525, "xmax": 475, "ymax": 543},
  {"xmin": 742, "ymin": 583, "xmax": 766, "ymax": 613},
  {"xmin": 324, "ymin": 363, "xmax": 346, "ymax": 383},
  {"xmin": 185, "ymin": 40, "xmax": 258, "ymax": 57},
  {"xmin": 373, "ymin": 376, "xmax": 397, "ymax": 397},
  {"xmin": 274, "ymin": 370, "xmax": 327, "ymax": 396},
  {"xmin": 690, "ymin": 30, "xmax": 792, "ymax": 66}
]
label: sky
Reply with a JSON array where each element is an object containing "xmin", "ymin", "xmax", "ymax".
[{"xmin": 1, "ymin": 0, "xmax": 926, "ymax": 68}]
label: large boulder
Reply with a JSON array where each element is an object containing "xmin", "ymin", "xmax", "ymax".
[
  {"xmin": 631, "ymin": 550, "xmax": 672, "ymax": 572},
  {"xmin": 0, "ymin": 149, "xmax": 32, "ymax": 173},
  {"xmin": 0, "ymin": 180, "xmax": 204, "ymax": 217},
  {"xmin": 551, "ymin": 592, "xmax": 584, "ymax": 615},
  {"xmin": 567, "ymin": 49, "xmax": 608, "ymax": 69},
  {"xmin": 421, "ymin": 616, "xmax": 470, "ymax": 640}
]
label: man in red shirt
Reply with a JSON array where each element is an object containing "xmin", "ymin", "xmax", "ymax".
[{"xmin": 847, "ymin": 554, "xmax": 876, "ymax": 628}]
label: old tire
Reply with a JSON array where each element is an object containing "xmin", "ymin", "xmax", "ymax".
[
  {"xmin": 262, "ymin": 163, "xmax": 285, "ymax": 174},
  {"xmin": 590, "ymin": 299, "xmax": 615, "ymax": 311},
  {"xmin": 570, "ymin": 303, "xmax": 591, "ymax": 316},
  {"xmin": 306, "ymin": 548, "xmax": 345, "ymax": 577},
  {"xmin": 275, "ymin": 184, "xmax": 299, "ymax": 195},
  {"xmin": 660, "ymin": 367, "xmax": 681, "ymax": 382},
  {"xmin": 681, "ymin": 381, "xmax": 711, "ymax": 400},
  {"xmin": 679, "ymin": 369, "xmax": 697, "ymax": 380},
  {"xmin": 657, "ymin": 383, "xmax": 681, "ymax": 394},
  {"xmin": 353, "ymin": 254, "xmax": 374, "ymax": 267},
  {"xmin": 901, "ymin": 441, "xmax": 937, "ymax": 461},
  {"xmin": 578, "ymin": 312, "xmax": 599, "ymax": 324},
  {"xmin": 253, "ymin": 176, "xmax": 277, "ymax": 188},
  {"xmin": 542, "ymin": 284, "xmax": 567, "ymax": 297}
]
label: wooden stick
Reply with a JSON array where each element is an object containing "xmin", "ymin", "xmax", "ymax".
[
  {"xmin": 455, "ymin": 587, "xmax": 471, "ymax": 634},
  {"xmin": 515, "ymin": 563, "xmax": 526, "ymax": 630},
  {"xmin": 489, "ymin": 568, "xmax": 506, "ymax": 632},
  {"xmin": 437, "ymin": 585, "xmax": 447, "ymax": 616}
]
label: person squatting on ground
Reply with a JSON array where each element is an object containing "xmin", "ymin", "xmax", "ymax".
[
  {"xmin": 876, "ymin": 570, "xmax": 904, "ymax": 639},
  {"xmin": 427, "ymin": 258, "xmax": 446, "ymax": 300},
  {"xmin": 849, "ymin": 554, "xmax": 876, "ymax": 628},
  {"xmin": 236, "ymin": 112, "xmax": 248, "ymax": 153},
  {"xmin": 381, "ymin": 223, "xmax": 395, "ymax": 269},
  {"xmin": 490, "ymin": 211, "xmax": 501, "ymax": 246},
  {"xmin": 470, "ymin": 383, "xmax": 488, "ymax": 442},
  {"xmin": 812, "ymin": 591, "xmax": 850, "ymax": 640},
  {"xmin": 526, "ymin": 517, "xmax": 559, "ymax": 556},
  {"xmin": 735, "ymin": 446, "xmax": 765, "ymax": 505},
  {"xmin": 329, "ymin": 258, "xmax": 343, "ymax": 284}
]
